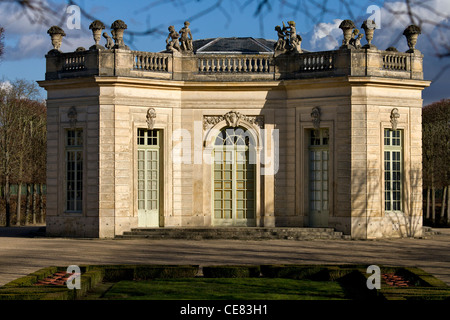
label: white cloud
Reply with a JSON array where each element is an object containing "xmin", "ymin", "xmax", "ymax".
[{"xmin": 309, "ymin": 19, "xmax": 343, "ymax": 51}]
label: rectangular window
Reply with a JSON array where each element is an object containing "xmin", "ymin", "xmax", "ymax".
[
  {"xmin": 66, "ymin": 129, "xmax": 83, "ymax": 212},
  {"xmin": 384, "ymin": 129, "xmax": 402, "ymax": 211}
]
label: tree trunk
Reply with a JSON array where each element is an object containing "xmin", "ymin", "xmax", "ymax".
[
  {"xmin": 447, "ymin": 186, "xmax": 450, "ymax": 225},
  {"xmin": 441, "ymin": 186, "xmax": 447, "ymax": 224},
  {"xmin": 432, "ymin": 186, "xmax": 436, "ymax": 223},
  {"xmin": 39, "ymin": 183, "xmax": 45, "ymax": 224},
  {"xmin": 32, "ymin": 183, "xmax": 37, "ymax": 224},
  {"xmin": 16, "ymin": 183, "xmax": 22, "ymax": 226},
  {"xmin": 5, "ymin": 177, "xmax": 11, "ymax": 227},
  {"xmin": 25, "ymin": 184, "xmax": 31, "ymax": 225},
  {"xmin": 426, "ymin": 187, "xmax": 431, "ymax": 219}
]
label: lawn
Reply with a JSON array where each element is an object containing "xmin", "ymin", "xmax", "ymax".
[{"xmin": 101, "ymin": 278, "xmax": 347, "ymax": 300}]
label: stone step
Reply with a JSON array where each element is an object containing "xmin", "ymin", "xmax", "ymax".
[{"xmin": 116, "ymin": 227, "xmax": 350, "ymax": 240}]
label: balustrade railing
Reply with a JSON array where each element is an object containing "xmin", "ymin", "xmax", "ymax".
[
  {"xmin": 63, "ymin": 53, "xmax": 86, "ymax": 71},
  {"xmin": 382, "ymin": 52, "xmax": 409, "ymax": 71},
  {"xmin": 298, "ymin": 51, "xmax": 335, "ymax": 72},
  {"xmin": 133, "ymin": 51, "xmax": 170, "ymax": 72},
  {"xmin": 198, "ymin": 55, "xmax": 272, "ymax": 73}
]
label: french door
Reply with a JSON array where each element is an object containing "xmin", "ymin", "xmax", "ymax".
[
  {"xmin": 137, "ymin": 129, "xmax": 160, "ymax": 227},
  {"xmin": 213, "ymin": 128, "xmax": 256, "ymax": 226}
]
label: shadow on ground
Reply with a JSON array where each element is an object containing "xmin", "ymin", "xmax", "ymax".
[{"xmin": 0, "ymin": 226, "xmax": 46, "ymax": 238}]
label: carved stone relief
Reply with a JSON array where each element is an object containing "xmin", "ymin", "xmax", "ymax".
[
  {"xmin": 390, "ymin": 108, "xmax": 400, "ymax": 130},
  {"xmin": 146, "ymin": 108, "xmax": 156, "ymax": 129},
  {"xmin": 203, "ymin": 111, "xmax": 264, "ymax": 130},
  {"xmin": 68, "ymin": 106, "xmax": 77, "ymax": 127},
  {"xmin": 311, "ymin": 107, "xmax": 321, "ymax": 129}
]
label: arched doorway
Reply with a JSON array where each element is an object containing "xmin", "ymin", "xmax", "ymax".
[{"xmin": 213, "ymin": 127, "xmax": 257, "ymax": 226}]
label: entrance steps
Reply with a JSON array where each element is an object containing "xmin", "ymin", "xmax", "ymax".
[{"xmin": 116, "ymin": 227, "xmax": 352, "ymax": 240}]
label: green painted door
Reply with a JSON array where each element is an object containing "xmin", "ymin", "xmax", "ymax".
[
  {"xmin": 213, "ymin": 128, "xmax": 256, "ymax": 226},
  {"xmin": 309, "ymin": 129, "xmax": 329, "ymax": 227},
  {"xmin": 137, "ymin": 129, "xmax": 160, "ymax": 227}
]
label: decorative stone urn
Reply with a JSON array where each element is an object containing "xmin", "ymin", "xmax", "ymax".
[
  {"xmin": 47, "ymin": 26, "xmax": 66, "ymax": 53},
  {"xmin": 403, "ymin": 25, "xmax": 421, "ymax": 53},
  {"xmin": 110, "ymin": 20, "xmax": 129, "ymax": 49},
  {"xmin": 361, "ymin": 19, "xmax": 377, "ymax": 49},
  {"xmin": 339, "ymin": 19, "xmax": 356, "ymax": 48},
  {"xmin": 89, "ymin": 20, "xmax": 106, "ymax": 50}
]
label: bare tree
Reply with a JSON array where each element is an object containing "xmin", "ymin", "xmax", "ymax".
[
  {"xmin": 0, "ymin": 79, "xmax": 45, "ymax": 226},
  {"xmin": 423, "ymin": 99, "xmax": 450, "ymax": 225}
]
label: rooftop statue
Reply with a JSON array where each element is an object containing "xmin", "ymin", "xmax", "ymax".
[
  {"xmin": 274, "ymin": 21, "xmax": 302, "ymax": 55},
  {"xmin": 166, "ymin": 25, "xmax": 181, "ymax": 52},
  {"xmin": 103, "ymin": 32, "xmax": 114, "ymax": 49},
  {"xmin": 179, "ymin": 21, "xmax": 193, "ymax": 52}
]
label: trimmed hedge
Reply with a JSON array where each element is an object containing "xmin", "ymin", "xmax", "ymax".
[
  {"xmin": 1, "ymin": 264, "xmax": 448, "ymax": 300},
  {"xmin": 202, "ymin": 265, "xmax": 260, "ymax": 278},
  {"xmin": 134, "ymin": 265, "xmax": 199, "ymax": 280}
]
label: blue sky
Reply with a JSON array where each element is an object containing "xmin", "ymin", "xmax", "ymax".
[{"xmin": 0, "ymin": 0, "xmax": 448, "ymax": 105}]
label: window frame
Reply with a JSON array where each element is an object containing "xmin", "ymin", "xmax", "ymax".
[
  {"xmin": 383, "ymin": 128, "xmax": 403, "ymax": 213},
  {"xmin": 65, "ymin": 128, "xmax": 84, "ymax": 213}
]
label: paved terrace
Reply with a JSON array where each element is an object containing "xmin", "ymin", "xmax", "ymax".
[{"xmin": 0, "ymin": 226, "xmax": 449, "ymax": 287}]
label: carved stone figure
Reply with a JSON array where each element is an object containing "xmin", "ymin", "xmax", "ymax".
[
  {"xmin": 179, "ymin": 21, "xmax": 193, "ymax": 52},
  {"xmin": 274, "ymin": 25, "xmax": 287, "ymax": 52},
  {"xmin": 403, "ymin": 25, "xmax": 421, "ymax": 53},
  {"xmin": 146, "ymin": 108, "xmax": 156, "ymax": 129},
  {"xmin": 274, "ymin": 21, "xmax": 302, "ymax": 54},
  {"xmin": 47, "ymin": 26, "xmax": 66, "ymax": 53},
  {"xmin": 89, "ymin": 20, "xmax": 106, "ymax": 50},
  {"xmin": 103, "ymin": 32, "xmax": 114, "ymax": 49},
  {"xmin": 166, "ymin": 25, "xmax": 181, "ymax": 52},
  {"xmin": 349, "ymin": 31, "xmax": 363, "ymax": 49}
]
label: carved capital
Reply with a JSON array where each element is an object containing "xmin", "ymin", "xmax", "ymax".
[{"xmin": 146, "ymin": 108, "xmax": 156, "ymax": 129}]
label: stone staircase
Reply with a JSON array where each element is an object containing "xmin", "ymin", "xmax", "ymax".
[{"xmin": 116, "ymin": 227, "xmax": 352, "ymax": 240}]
